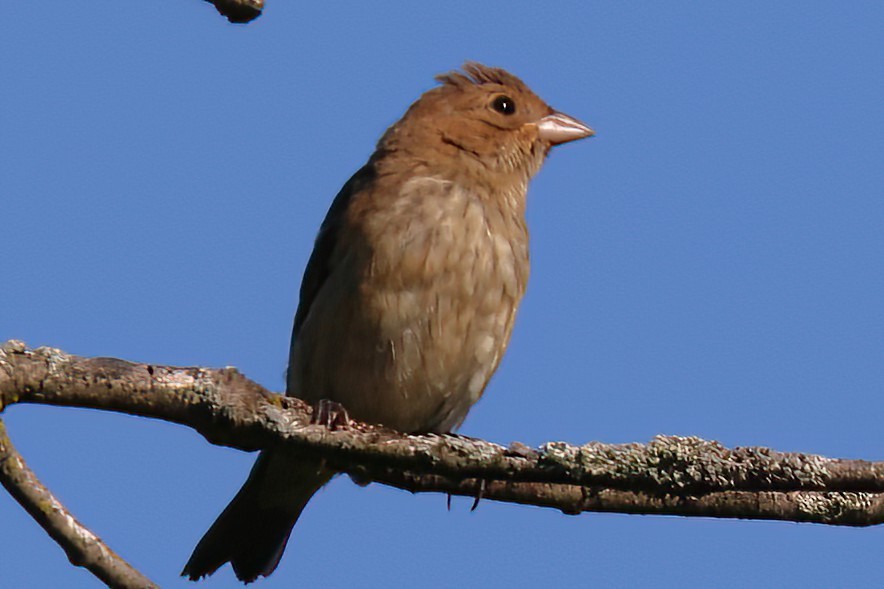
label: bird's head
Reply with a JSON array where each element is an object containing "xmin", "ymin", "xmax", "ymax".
[{"xmin": 377, "ymin": 62, "xmax": 594, "ymax": 191}]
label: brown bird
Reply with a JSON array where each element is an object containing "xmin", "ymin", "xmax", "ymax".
[{"xmin": 183, "ymin": 62, "xmax": 594, "ymax": 583}]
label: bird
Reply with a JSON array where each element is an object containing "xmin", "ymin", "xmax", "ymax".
[{"xmin": 182, "ymin": 62, "xmax": 594, "ymax": 583}]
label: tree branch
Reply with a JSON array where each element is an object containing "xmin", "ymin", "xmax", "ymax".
[
  {"xmin": 1, "ymin": 338, "xmax": 882, "ymax": 582},
  {"xmin": 203, "ymin": 0, "xmax": 263, "ymax": 23},
  {"xmin": 0, "ymin": 418, "xmax": 158, "ymax": 589}
]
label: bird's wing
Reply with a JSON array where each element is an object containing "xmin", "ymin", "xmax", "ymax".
[{"xmin": 291, "ymin": 161, "xmax": 378, "ymax": 337}]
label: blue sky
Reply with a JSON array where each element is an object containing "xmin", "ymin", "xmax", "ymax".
[{"xmin": 2, "ymin": 1, "xmax": 882, "ymax": 587}]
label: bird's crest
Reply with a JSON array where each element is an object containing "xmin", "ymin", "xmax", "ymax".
[{"xmin": 435, "ymin": 62, "xmax": 531, "ymax": 95}]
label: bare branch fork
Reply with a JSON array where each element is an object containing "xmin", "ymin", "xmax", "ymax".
[{"xmin": 1, "ymin": 340, "xmax": 882, "ymax": 586}]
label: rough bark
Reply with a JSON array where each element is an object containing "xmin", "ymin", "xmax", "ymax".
[{"xmin": 1, "ymin": 340, "xmax": 882, "ymax": 587}]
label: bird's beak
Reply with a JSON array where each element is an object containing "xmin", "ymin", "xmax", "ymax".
[{"xmin": 536, "ymin": 111, "xmax": 595, "ymax": 145}]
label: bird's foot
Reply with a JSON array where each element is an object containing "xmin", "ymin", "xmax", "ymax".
[{"xmin": 311, "ymin": 399, "xmax": 351, "ymax": 430}]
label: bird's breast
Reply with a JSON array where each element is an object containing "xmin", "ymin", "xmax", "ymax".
[{"xmin": 291, "ymin": 177, "xmax": 529, "ymax": 433}]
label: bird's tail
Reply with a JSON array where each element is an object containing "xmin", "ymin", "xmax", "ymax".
[{"xmin": 182, "ymin": 451, "xmax": 332, "ymax": 583}]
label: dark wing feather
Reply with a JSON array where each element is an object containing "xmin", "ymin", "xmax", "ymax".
[{"xmin": 290, "ymin": 161, "xmax": 378, "ymax": 343}]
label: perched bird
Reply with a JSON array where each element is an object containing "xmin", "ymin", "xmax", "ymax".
[{"xmin": 183, "ymin": 62, "xmax": 594, "ymax": 583}]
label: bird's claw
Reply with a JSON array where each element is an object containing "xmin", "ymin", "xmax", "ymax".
[
  {"xmin": 470, "ymin": 479, "xmax": 486, "ymax": 512},
  {"xmin": 311, "ymin": 399, "xmax": 351, "ymax": 430}
]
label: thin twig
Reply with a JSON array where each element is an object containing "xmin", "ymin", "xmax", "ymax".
[{"xmin": 0, "ymin": 419, "xmax": 158, "ymax": 589}]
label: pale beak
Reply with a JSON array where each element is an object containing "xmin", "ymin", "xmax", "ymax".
[{"xmin": 536, "ymin": 111, "xmax": 595, "ymax": 145}]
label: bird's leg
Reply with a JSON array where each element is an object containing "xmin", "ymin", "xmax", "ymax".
[{"xmin": 311, "ymin": 399, "xmax": 351, "ymax": 430}]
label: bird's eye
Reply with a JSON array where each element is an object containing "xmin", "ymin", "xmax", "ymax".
[{"xmin": 491, "ymin": 95, "xmax": 516, "ymax": 115}]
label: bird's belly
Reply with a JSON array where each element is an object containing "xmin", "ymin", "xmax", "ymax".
[{"xmin": 291, "ymin": 275, "xmax": 519, "ymax": 433}]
